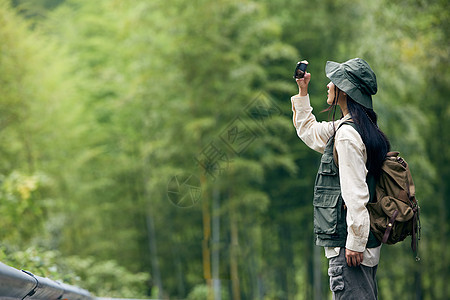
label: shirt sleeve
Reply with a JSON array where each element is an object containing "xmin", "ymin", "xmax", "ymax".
[
  {"xmin": 291, "ymin": 94, "xmax": 336, "ymax": 154},
  {"xmin": 335, "ymin": 125, "xmax": 370, "ymax": 252}
]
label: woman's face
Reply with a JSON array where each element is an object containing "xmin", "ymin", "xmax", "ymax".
[{"xmin": 326, "ymin": 81, "xmax": 337, "ymax": 105}]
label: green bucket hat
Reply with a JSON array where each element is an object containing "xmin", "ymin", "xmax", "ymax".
[{"xmin": 325, "ymin": 58, "xmax": 377, "ymax": 109}]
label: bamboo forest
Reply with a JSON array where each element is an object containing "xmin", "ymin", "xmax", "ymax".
[{"xmin": 0, "ymin": 0, "xmax": 448, "ymax": 299}]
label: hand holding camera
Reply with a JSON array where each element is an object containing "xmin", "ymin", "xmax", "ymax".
[
  {"xmin": 294, "ymin": 60, "xmax": 310, "ymax": 96},
  {"xmin": 293, "ymin": 61, "xmax": 308, "ymax": 79}
]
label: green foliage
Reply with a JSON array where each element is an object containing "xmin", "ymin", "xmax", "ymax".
[
  {"xmin": 0, "ymin": 246, "xmax": 150, "ymax": 297},
  {"xmin": 0, "ymin": 172, "xmax": 50, "ymax": 245},
  {"xmin": 63, "ymin": 256, "xmax": 150, "ymax": 297},
  {"xmin": 0, "ymin": 0, "xmax": 448, "ymax": 299}
]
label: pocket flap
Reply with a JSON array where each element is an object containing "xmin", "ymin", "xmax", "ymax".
[
  {"xmin": 318, "ymin": 155, "xmax": 336, "ymax": 175},
  {"xmin": 314, "ymin": 187, "xmax": 340, "ymax": 208},
  {"xmin": 328, "ymin": 265, "xmax": 343, "ymax": 277},
  {"xmin": 321, "ymin": 155, "xmax": 333, "ymax": 163},
  {"xmin": 380, "ymin": 196, "xmax": 414, "ymax": 221}
]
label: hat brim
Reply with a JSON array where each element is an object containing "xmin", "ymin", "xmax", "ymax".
[{"xmin": 325, "ymin": 61, "xmax": 373, "ymax": 109}]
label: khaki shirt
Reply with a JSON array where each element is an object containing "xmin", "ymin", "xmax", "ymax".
[{"xmin": 291, "ymin": 94, "xmax": 381, "ymax": 267}]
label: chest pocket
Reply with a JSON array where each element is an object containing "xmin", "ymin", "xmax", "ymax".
[
  {"xmin": 318, "ymin": 155, "xmax": 336, "ymax": 175},
  {"xmin": 316, "ymin": 154, "xmax": 340, "ymax": 189}
]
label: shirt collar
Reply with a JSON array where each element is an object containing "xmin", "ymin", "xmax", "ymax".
[{"xmin": 341, "ymin": 113, "xmax": 352, "ymax": 122}]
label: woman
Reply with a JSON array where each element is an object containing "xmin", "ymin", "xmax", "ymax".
[{"xmin": 291, "ymin": 58, "xmax": 390, "ymax": 299}]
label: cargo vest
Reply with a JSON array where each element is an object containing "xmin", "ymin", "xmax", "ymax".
[{"xmin": 313, "ymin": 122, "xmax": 381, "ymax": 248}]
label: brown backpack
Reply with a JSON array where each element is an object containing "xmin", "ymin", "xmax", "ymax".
[
  {"xmin": 333, "ymin": 126, "xmax": 421, "ymax": 259},
  {"xmin": 367, "ymin": 151, "xmax": 421, "ymax": 260}
]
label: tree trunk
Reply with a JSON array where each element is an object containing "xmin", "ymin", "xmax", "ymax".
[
  {"xmin": 172, "ymin": 245, "xmax": 185, "ymax": 298},
  {"xmin": 414, "ymin": 262, "xmax": 422, "ymax": 300},
  {"xmin": 146, "ymin": 214, "xmax": 163, "ymax": 298},
  {"xmin": 313, "ymin": 244, "xmax": 323, "ymax": 300},
  {"xmin": 230, "ymin": 205, "xmax": 241, "ymax": 300},
  {"xmin": 212, "ymin": 188, "xmax": 221, "ymax": 300},
  {"xmin": 201, "ymin": 174, "xmax": 213, "ymax": 299}
]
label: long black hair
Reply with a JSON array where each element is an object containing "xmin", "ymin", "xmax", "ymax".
[
  {"xmin": 325, "ymin": 85, "xmax": 390, "ymax": 178},
  {"xmin": 346, "ymin": 97, "xmax": 390, "ymax": 178}
]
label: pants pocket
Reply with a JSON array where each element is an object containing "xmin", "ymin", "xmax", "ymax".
[{"xmin": 328, "ymin": 265, "xmax": 344, "ymax": 292}]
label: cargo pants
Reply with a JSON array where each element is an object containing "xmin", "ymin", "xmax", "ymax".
[{"xmin": 328, "ymin": 248, "xmax": 378, "ymax": 300}]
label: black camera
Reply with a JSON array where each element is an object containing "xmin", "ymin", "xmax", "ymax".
[{"xmin": 293, "ymin": 62, "xmax": 308, "ymax": 79}]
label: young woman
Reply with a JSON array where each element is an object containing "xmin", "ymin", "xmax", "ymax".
[{"xmin": 291, "ymin": 58, "xmax": 390, "ymax": 299}]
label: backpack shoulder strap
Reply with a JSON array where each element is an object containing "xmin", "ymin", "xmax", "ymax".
[{"xmin": 332, "ymin": 121, "xmax": 357, "ymax": 167}]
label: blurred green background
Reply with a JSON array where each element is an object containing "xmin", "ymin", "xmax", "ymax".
[{"xmin": 0, "ymin": 0, "xmax": 448, "ymax": 299}]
